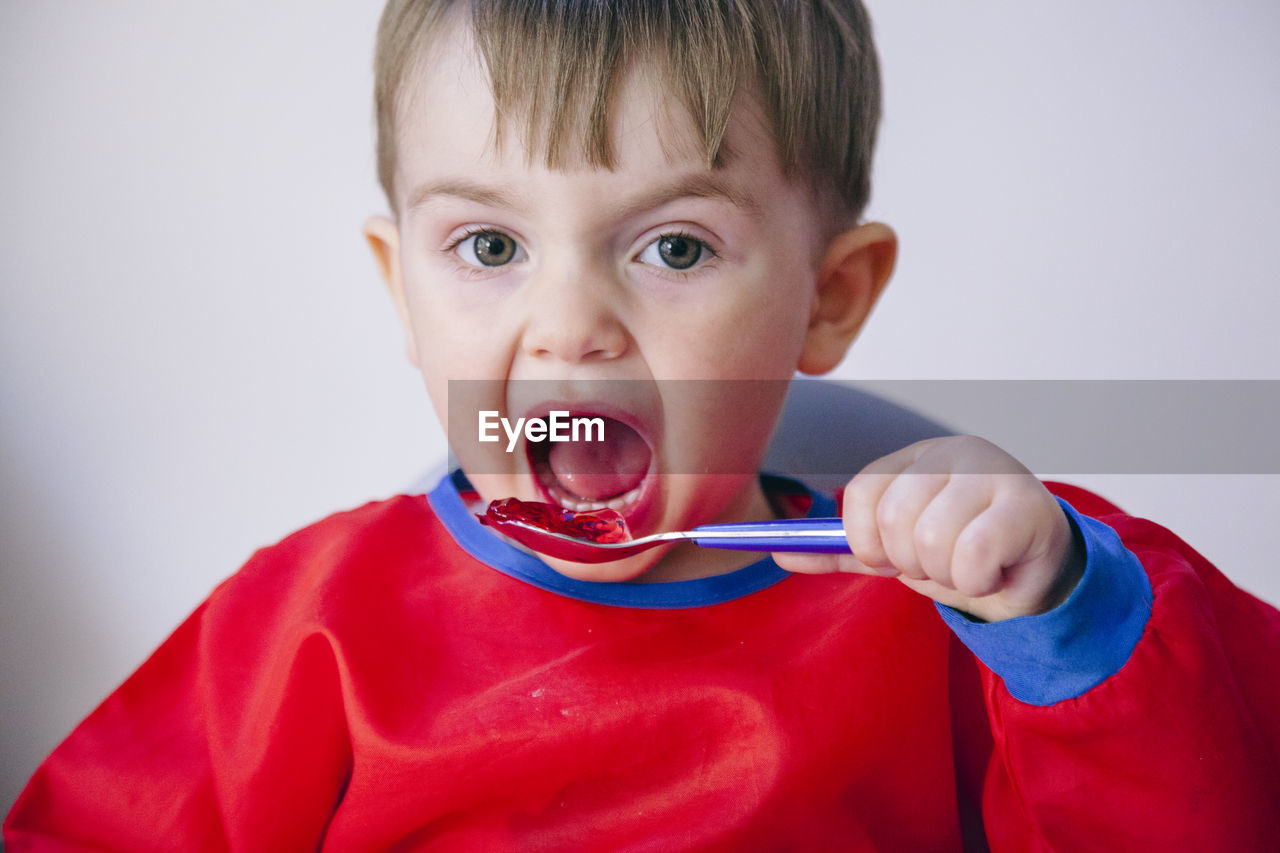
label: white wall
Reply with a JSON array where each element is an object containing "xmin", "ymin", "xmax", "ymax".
[{"xmin": 2, "ymin": 0, "xmax": 1277, "ymax": 816}]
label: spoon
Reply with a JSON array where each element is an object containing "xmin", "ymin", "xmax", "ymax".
[{"xmin": 479, "ymin": 497, "xmax": 850, "ymax": 563}]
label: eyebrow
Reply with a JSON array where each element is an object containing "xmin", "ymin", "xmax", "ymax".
[
  {"xmin": 406, "ymin": 172, "xmax": 760, "ymax": 220},
  {"xmin": 613, "ymin": 172, "xmax": 761, "ymax": 220},
  {"xmin": 407, "ymin": 179, "xmax": 518, "ymax": 212}
]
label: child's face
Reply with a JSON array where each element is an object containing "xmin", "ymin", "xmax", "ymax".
[{"xmin": 367, "ymin": 20, "xmax": 892, "ymax": 582}]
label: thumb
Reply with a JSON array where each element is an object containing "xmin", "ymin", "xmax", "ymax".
[{"xmin": 773, "ymin": 551, "xmax": 897, "ymax": 576}]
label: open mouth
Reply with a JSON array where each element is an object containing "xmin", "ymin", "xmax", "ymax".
[{"xmin": 527, "ymin": 413, "xmax": 654, "ymax": 514}]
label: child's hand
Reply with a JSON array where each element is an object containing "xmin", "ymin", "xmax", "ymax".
[{"xmin": 775, "ymin": 436, "xmax": 1084, "ymax": 622}]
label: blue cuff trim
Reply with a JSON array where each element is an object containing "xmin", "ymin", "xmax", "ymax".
[{"xmin": 936, "ymin": 497, "xmax": 1153, "ymax": 706}]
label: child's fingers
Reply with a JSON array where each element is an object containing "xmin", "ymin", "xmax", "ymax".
[
  {"xmin": 948, "ymin": 505, "xmax": 1013, "ymax": 599},
  {"xmin": 957, "ymin": 494, "xmax": 1064, "ymax": 607},
  {"xmin": 842, "ymin": 482, "xmax": 891, "ymax": 570},
  {"xmin": 911, "ymin": 476, "xmax": 994, "ymax": 591},
  {"xmin": 842, "ymin": 440, "xmax": 933, "ymax": 570},
  {"xmin": 871, "ymin": 471, "xmax": 949, "ymax": 581}
]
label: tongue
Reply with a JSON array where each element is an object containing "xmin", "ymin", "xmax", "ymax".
[{"xmin": 547, "ymin": 417, "xmax": 651, "ymax": 501}]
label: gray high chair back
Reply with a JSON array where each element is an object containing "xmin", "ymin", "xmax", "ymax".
[{"xmin": 762, "ymin": 379, "xmax": 952, "ymax": 493}]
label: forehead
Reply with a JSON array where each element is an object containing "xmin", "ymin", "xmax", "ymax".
[{"xmin": 390, "ymin": 16, "xmax": 783, "ymax": 212}]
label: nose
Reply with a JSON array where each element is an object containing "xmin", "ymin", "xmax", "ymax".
[{"xmin": 519, "ymin": 265, "xmax": 630, "ymax": 364}]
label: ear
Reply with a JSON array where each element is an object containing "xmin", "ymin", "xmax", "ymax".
[
  {"xmin": 797, "ymin": 222, "xmax": 897, "ymax": 375},
  {"xmin": 362, "ymin": 215, "xmax": 420, "ymax": 368}
]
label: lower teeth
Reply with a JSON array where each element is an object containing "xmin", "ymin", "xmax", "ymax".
[{"xmin": 534, "ymin": 462, "xmax": 642, "ymax": 513}]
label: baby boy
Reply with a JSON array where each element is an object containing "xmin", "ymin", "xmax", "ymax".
[{"xmin": 7, "ymin": 1, "xmax": 1279, "ymax": 849}]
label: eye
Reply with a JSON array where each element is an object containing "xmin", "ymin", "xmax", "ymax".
[
  {"xmin": 638, "ymin": 233, "xmax": 712, "ymax": 271},
  {"xmin": 455, "ymin": 229, "xmax": 525, "ymax": 267}
]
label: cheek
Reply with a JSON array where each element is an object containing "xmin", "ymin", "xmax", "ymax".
[
  {"xmin": 399, "ymin": 290, "xmax": 500, "ymax": 454},
  {"xmin": 697, "ymin": 290, "xmax": 813, "ymax": 379},
  {"xmin": 742, "ymin": 265, "xmax": 817, "ymax": 368},
  {"xmin": 429, "ymin": 382, "xmax": 527, "ymax": 495},
  {"xmin": 403, "ymin": 277, "xmax": 510, "ymax": 374}
]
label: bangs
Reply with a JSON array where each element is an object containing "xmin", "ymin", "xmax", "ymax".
[
  {"xmin": 375, "ymin": 1, "xmax": 881, "ymax": 222},
  {"xmin": 472, "ymin": 0, "xmax": 747, "ymax": 171}
]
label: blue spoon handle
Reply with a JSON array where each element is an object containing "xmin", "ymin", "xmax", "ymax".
[{"xmin": 689, "ymin": 517, "xmax": 850, "ymax": 553}]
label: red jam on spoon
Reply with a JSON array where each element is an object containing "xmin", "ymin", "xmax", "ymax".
[{"xmin": 478, "ymin": 498, "xmax": 642, "ymax": 563}]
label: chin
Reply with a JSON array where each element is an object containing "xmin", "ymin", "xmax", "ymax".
[{"xmin": 541, "ymin": 548, "xmax": 668, "ymax": 584}]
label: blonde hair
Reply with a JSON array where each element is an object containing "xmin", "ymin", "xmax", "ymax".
[{"xmin": 373, "ymin": 0, "xmax": 882, "ymax": 222}]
